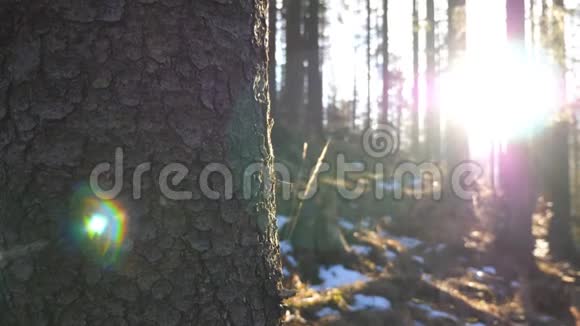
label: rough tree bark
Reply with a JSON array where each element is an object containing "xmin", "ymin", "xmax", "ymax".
[{"xmin": 0, "ymin": 0, "xmax": 282, "ymax": 325}]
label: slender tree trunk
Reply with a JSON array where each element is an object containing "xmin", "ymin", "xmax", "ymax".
[
  {"xmin": 366, "ymin": 0, "xmax": 372, "ymax": 128},
  {"xmin": 283, "ymin": 0, "xmax": 305, "ymax": 129},
  {"xmin": 382, "ymin": 0, "xmax": 389, "ymax": 123},
  {"xmin": 425, "ymin": 0, "xmax": 439, "ymax": 160},
  {"xmin": 269, "ymin": 0, "xmax": 278, "ymax": 118},
  {"xmin": 306, "ymin": 0, "xmax": 323, "ymax": 137},
  {"xmin": 412, "ymin": 0, "xmax": 420, "ymax": 154},
  {"xmin": 445, "ymin": 0, "xmax": 469, "ymax": 166},
  {"xmin": 498, "ymin": 0, "xmax": 536, "ymax": 270},
  {"xmin": 0, "ymin": 1, "xmax": 282, "ymax": 325}
]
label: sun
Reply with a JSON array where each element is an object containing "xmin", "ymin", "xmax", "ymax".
[{"xmin": 440, "ymin": 46, "xmax": 560, "ymax": 156}]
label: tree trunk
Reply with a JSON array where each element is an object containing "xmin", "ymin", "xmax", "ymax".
[
  {"xmin": 499, "ymin": 0, "xmax": 536, "ymax": 270},
  {"xmin": 546, "ymin": 0, "xmax": 576, "ymax": 260},
  {"xmin": 0, "ymin": 1, "xmax": 282, "ymax": 325},
  {"xmin": 445, "ymin": 0, "xmax": 469, "ymax": 166},
  {"xmin": 425, "ymin": 0, "xmax": 439, "ymax": 160},
  {"xmin": 306, "ymin": 0, "xmax": 323, "ymax": 137},
  {"xmin": 366, "ymin": 0, "xmax": 372, "ymax": 128},
  {"xmin": 412, "ymin": 0, "xmax": 420, "ymax": 154},
  {"xmin": 382, "ymin": 0, "xmax": 389, "ymax": 123},
  {"xmin": 269, "ymin": 0, "xmax": 278, "ymax": 119},
  {"xmin": 283, "ymin": 0, "xmax": 305, "ymax": 130}
]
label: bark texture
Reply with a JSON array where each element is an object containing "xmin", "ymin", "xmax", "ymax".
[{"xmin": 0, "ymin": 0, "xmax": 282, "ymax": 325}]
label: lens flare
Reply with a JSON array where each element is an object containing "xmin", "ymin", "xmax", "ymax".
[
  {"xmin": 71, "ymin": 186, "xmax": 128, "ymax": 266},
  {"xmin": 85, "ymin": 214, "xmax": 109, "ymax": 238}
]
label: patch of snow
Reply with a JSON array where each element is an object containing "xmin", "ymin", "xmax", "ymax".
[
  {"xmin": 421, "ymin": 274, "xmax": 432, "ymax": 282},
  {"xmin": 466, "ymin": 323, "xmax": 486, "ymax": 326},
  {"xmin": 435, "ymin": 243, "xmax": 446, "ymax": 253},
  {"xmin": 398, "ymin": 236, "xmax": 423, "ymax": 249},
  {"xmin": 409, "ymin": 302, "xmax": 458, "ymax": 322},
  {"xmin": 282, "ymin": 267, "xmax": 290, "ymax": 277},
  {"xmin": 385, "ymin": 250, "xmax": 398, "ymax": 260},
  {"xmin": 482, "ymin": 266, "xmax": 496, "ymax": 275},
  {"xmin": 338, "ymin": 219, "xmax": 355, "ymax": 231},
  {"xmin": 350, "ymin": 245, "xmax": 372, "ymax": 256},
  {"xmin": 316, "ymin": 307, "xmax": 340, "ymax": 318},
  {"xmin": 280, "ymin": 240, "xmax": 293, "ymax": 255},
  {"xmin": 412, "ymin": 256, "xmax": 425, "ymax": 264},
  {"xmin": 286, "ymin": 255, "xmax": 298, "ymax": 267},
  {"xmin": 350, "ymin": 294, "xmax": 391, "ymax": 311},
  {"xmin": 311, "ymin": 265, "xmax": 370, "ymax": 291},
  {"xmin": 277, "ymin": 215, "xmax": 290, "ymax": 229}
]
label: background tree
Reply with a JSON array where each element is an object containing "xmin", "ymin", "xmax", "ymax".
[
  {"xmin": 498, "ymin": 0, "xmax": 536, "ymax": 270},
  {"xmin": 306, "ymin": 0, "xmax": 324, "ymax": 137},
  {"xmin": 382, "ymin": 0, "xmax": 389, "ymax": 124},
  {"xmin": 283, "ymin": 0, "xmax": 306, "ymax": 131},
  {"xmin": 0, "ymin": 1, "xmax": 282, "ymax": 324},
  {"xmin": 425, "ymin": 0, "xmax": 439, "ymax": 160},
  {"xmin": 445, "ymin": 0, "xmax": 469, "ymax": 167},
  {"xmin": 411, "ymin": 0, "xmax": 420, "ymax": 155}
]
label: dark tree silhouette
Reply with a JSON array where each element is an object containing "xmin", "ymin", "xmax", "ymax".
[{"xmin": 306, "ymin": 0, "xmax": 324, "ymax": 137}]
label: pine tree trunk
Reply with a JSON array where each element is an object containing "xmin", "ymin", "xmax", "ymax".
[
  {"xmin": 283, "ymin": 0, "xmax": 305, "ymax": 130},
  {"xmin": 306, "ymin": 0, "xmax": 323, "ymax": 137},
  {"xmin": 366, "ymin": 0, "xmax": 372, "ymax": 128},
  {"xmin": 412, "ymin": 0, "xmax": 420, "ymax": 154},
  {"xmin": 0, "ymin": 1, "xmax": 282, "ymax": 325},
  {"xmin": 425, "ymin": 0, "xmax": 439, "ymax": 160},
  {"xmin": 499, "ymin": 0, "xmax": 536, "ymax": 269},
  {"xmin": 382, "ymin": 0, "xmax": 389, "ymax": 123},
  {"xmin": 445, "ymin": 0, "xmax": 469, "ymax": 166}
]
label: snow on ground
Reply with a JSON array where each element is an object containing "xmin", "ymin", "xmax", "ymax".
[
  {"xmin": 286, "ymin": 255, "xmax": 298, "ymax": 267},
  {"xmin": 482, "ymin": 266, "xmax": 496, "ymax": 275},
  {"xmin": 338, "ymin": 219, "xmax": 355, "ymax": 231},
  {"xmin": 409, "ymin": 302, "xmax": 458, "ymax": 322},
  {"xmin": 280, "ymin": 240, "xmax": 293, "ymax": 255},
  {"xmin": 316, "ymin": 307, "xmax": 340, "ymax": 318},
  {"xmin": 350, "ymin": 244, "xmax": 372, "ymax": 256},
  {"xmin": 380, "ymin": 230, "xmax": 423, "ymax": 250},
  {"xmin": 412, "ymin": 256, "xmax": 425, "ymax": 265},
  {"xmin": 397, "ymin": 236, "xmax": 423, "ymax": 249},
  {"xmin": 277, "ymin": 215, "xmax": 290, "ymax": 229},
  {"xmin": 311, "ymin": 265, "xmax": 370, "ymax": 291},
  {"xmin": 350, "ymin": 294, "xmax": 392, "ymax": 311},
  {"xmin": 385, "ymin": 250, "xmax": 398, "ymax": 260}
]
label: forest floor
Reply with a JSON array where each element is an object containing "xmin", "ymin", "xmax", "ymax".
[{"xmin": 278, "ymin": 194, "xmax": 580, "ymax": 326}]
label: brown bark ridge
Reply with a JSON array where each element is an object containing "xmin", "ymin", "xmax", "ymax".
[{"xmin": 0, "ymin": 0, "xmax": 283, "ymax": 325}]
